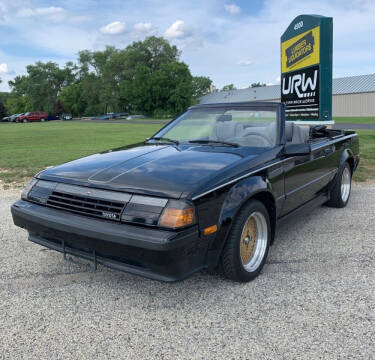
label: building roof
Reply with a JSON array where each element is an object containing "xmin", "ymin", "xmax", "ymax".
[
  {"xmin": 200, "ymin": 73, "xmax": 375, "ymax": 104},
  {"xmin": 333, "ymin": 73, "xmax": 375, "ymax": 94}
]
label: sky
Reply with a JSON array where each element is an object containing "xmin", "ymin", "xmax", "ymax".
[{"xmin": 0, "ymin": 0, "xmax": 375, "ymax": 92}]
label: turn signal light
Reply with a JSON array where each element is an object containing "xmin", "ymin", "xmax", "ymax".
[
  {"xmin": 203, "ymin": 225, "xmax": 217, "ymax": 236},
  {"xmin": 21, "ymin": 178, "xmax": 38, "ymax": 200},
  {"xmin": 159, "ymin": 207, "xmax": 195, "ymax": 228}
]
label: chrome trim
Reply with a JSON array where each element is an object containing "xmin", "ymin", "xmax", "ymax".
[
  {"xmin": 54, "ymin": 183, "xmax": 132, "ymax": 203},
  {"xmin": 191, "ymin": 159, "xmax": 288, "ymax": 200},
  {"xmin": 285, "ymin": 169, "xmax": 337, "ymax": 197},
  {"xmin": 191, "ymin": 134, "xmax": 356, "ymax": 201},
  {"xmin": 130, "ymin": 195, "xmax": 168, "ymax": 207},
  {"xmin": 36, "ymin": 180, "xmax": 57, "ymax": 190},
  {"xmin": 310, "ymin": 133, "xmax": 356, "ymax": 151}
]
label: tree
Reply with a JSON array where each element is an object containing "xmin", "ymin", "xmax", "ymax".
[
  {"xmin": 0, "ymin": 91, "xmax": 11, "ymax": 105},
  {"xmin": 7, "ymin": 36, "xmax": 204, "ymax": 118},
  {"xmin": 8, "ymin": 61, "xmax": 76, "ymax": 115},
  {"xmin": 6, "ymin": 95, "xmax": 32, "ymax": 114},
  {"xmin": 124, "ymin": 36, "xmax": 180, "ymax": 74},
  {"xmin": 221, "ymin": 84, "xmax": 236, "ymax": 91},
  {"xmin": 74, "ymin": 38, "xmax": 181, "ymax": 114},
  {"xmin": 54, "ymin": 99, "xmax": 65, "ymax": 116},
  {"xmin": 120, "ymin": 65, "xmax": 153, "ymax": 114},
  {"xmin": 192, "ymin": 76, "xmax": 212, "ymax": 98},
  {"xmin": 250, "ymin": 82, "xmax": 266, "ymax": 88},
  {"xmin": 59, "ymin": 82, "xmax": 88, "ymax": 117},
  {"xmin": 0, "ymin": 101, "xmax": 7, "ymax": 118},
  {"xmin": 151, "ymin": 62, "xmax": 193, "ymax": 117},
  {"xmin": 121, "ymin": 61, "xmax": 193, "ymax": 117}
]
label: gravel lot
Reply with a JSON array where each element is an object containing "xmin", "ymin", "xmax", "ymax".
[{"xmin": 1, "ymin": 185, "xmax": 374, "ymax": 359}]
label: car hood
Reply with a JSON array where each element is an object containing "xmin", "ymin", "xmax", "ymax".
[{"xmin": 38, "ymin": 143, "xmax": 261, "ymax": 198}]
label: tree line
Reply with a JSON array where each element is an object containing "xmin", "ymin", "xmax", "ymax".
[
  {"xmin": 1, "ymin": 36, "xmax": 213, "ymax": 118},
  {"xmin": 220, "ymin": 82, "xmax": 267, "ymax": 91}
]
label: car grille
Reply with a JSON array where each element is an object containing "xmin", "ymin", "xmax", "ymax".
[{"xmin": 47, "ymin": 191, "xmax": 126, "ymax": 221}]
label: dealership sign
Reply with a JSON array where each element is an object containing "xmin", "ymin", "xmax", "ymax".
[{"xmin": 281, "ymin": 15, "xmax": 333, "ymax": 122}]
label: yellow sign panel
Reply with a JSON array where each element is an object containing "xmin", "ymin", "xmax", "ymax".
[{"xmin": 281, "ymin": 26, "xmax": 320, "ymax": 73}]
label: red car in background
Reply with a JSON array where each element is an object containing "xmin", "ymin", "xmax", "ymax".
[{"xmin": 17, "ymin": 112, "xmax": 48, "ymax": 123}]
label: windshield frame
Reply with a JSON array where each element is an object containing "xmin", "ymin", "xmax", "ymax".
[{"xmin": 150, "ymin": 102, "xmax": 284, "ymax": 147}]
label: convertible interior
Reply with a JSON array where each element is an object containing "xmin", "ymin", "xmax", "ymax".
[{"xmin": 209, "ymin": 114, "xmax": 342, "ymax": 147}]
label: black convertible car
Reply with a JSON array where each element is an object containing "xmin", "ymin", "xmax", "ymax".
[{"xmin": 11, "ymin": 102, "xmax": 360, "ymax": 282}]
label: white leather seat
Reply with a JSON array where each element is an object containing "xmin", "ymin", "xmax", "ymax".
[
  {"xmin": 285, "ymin": 122, "xmax": 310, "ymax": 144},
  {"xmin": 210, "ymin": 121, "xmax": 244, "ymax": 141}
]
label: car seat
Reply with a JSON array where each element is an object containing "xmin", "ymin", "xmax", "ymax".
[
  {"xmin": 209, "ymin": 115, "xmax": 244, "ymax": 141},
  {"xmin": 285, "ymin": 122, "xmax": 310, "ymax": 144}
]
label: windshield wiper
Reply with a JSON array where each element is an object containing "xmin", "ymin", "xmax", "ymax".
[
  {"xmin": 188, "ymin": 139, "xmax": 239, "ymax": 147},
  {"xmin": 147, "ymin": 136, "xmax": 180, "ymax": 145}
]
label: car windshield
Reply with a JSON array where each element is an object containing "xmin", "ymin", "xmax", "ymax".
[{"xmin": 152, "ymin": 106, "xmax": 278, "ymax": 147}]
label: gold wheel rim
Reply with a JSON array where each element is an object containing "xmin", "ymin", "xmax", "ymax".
[{"xmin": 240, "ymin": 215, "xmax": 257, "ymax": 265}]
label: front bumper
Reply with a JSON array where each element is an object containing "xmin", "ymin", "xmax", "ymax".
[{"xmin": 11, "ymin": 200, "xmax": 208, "ymax": 282}]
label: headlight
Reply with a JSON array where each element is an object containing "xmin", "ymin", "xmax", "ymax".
[
  {"xmin": 21, "ymin": 179, "xmax": 57, "ymax": 204},
  {"xmin": 121, "ymin": 196, "xmax": 196, "ymax": 229},
  {"xmin": 21, "ymin": 178, "xmax": 38, "ymax": 200},
  {"xmin": 158, "ymin": 200, "xmax": 195, "ymax": 229}
]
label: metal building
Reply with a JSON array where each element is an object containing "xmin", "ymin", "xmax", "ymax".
[{"xmin": 200, "ymin": 73, "xmax": 375, "ymax": 117}]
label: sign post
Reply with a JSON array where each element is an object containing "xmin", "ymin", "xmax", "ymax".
[{"xmin": 281, "ymin": 15, "xmax": 333, "ymax": 124}]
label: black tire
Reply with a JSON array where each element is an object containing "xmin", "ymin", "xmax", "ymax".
[
  {"xmin": 326, "ymin": 162, "xmax": 352, "ymax": 208},
  {"xmin": 23, "ymin": 118, "xmax": 28, "ymax": 123},
  {"xmin": 40, "ymin": 118, "xmax": 46, "ymax": 122},
  {"xmin": 220, "ymin": 200, "xmax": 271, "ymax": 282}
]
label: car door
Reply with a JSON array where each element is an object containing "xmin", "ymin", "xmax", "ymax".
[
  {"xmin": 280, "ymin": 142, "xmax": 337, "ymax": 216},
  {"xmin": 29, "ymin": 112, "xmax": 36, "ymax": 122}
]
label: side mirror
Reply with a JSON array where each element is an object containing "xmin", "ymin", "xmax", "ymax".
[{"xmin": 284, "ymin": 143, "xmax": 311, "ymax": 156}]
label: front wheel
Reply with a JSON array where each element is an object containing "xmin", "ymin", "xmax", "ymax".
[
  {"xmin": 23, "ymin": 118, "xmax": 28, "ymax": 123},
  {"xmin": 220, "ymin": 200, "xmax": 270, "ymax": 282},
  {"xmin": 326, "ymin": 162, "xmax": 352, "ymax": 208},
  {"xmin": 40, "ymin": 118, "xmax": 46, "ymax": 122}
]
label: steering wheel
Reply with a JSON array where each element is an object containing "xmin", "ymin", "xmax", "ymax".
[{"xmin": 243, "ymin": 133, "xmax": 272, "ymax": 146}]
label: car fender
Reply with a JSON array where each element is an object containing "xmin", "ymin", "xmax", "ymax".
[
  {"xmin": 206, "ymin": 175, "xmax": 275, "ymax": 267},
  {"xmin": 325, "ymin": 148, "xmax": 354, "ymax": 195},
  {"xmin": 339, "ymin": 148, "xmax": 354, "ymax": 171}
]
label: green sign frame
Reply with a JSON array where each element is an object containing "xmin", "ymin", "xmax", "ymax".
[{"xmin": 281, "ymin": 15, "xmax": 333, "ymax": 123}]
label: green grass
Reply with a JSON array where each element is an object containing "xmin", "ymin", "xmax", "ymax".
[
  {"xmin": 334, "ymin": 117, "xmax": 375, "ymax": 124},
  {"xmin": 0, "ymin": 121, "xmax": 373, "ymax": 186},
  {"xmin": 0, "ymin": 121, "xmax": 162, "ymax": 185},
  {"xmin": 353, "ymin": 130, "xmax": 375, "ymax": 182}
]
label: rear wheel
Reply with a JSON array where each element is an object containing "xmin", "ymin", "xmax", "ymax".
[
  {"xmin": 220, "ymin": 200, "xmax": 270, "ymax": 282},
  {"xmin": 23, "ymin": 118, "xmax": 28, "ymax": 123},
  {"xmin": 40, "ymin": 118, "xmax": 46, "ymax": 122},
  {"xmin": 326, "ymin": 162, "xmax": 352, "ymax": 208}
]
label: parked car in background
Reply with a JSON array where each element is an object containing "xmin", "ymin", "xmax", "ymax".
[
  {"xmin": 1, "ymin": 116, "xmax": 9, "ymax": 122},
  {"xmin": 126, "ymin": 115, "xmax": 146, "ymax": 120},
  {"xmin": 61, "ymin": 113, "xmax": 72, "ymax": 121},
  {"xmin": 17, "ymin": 112, "xmax": 48, "ymax": 123},
  {"xmin": 8, "ymin": 113, "xmax": 23, "ymax": 122},
  {"xmin": 95, "ymin": 112, "xmax": 129, "ymax": 120}
]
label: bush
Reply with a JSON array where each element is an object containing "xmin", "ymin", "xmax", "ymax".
[{"xmin": 153, "ymin": 109, "xmax": 172, "ymax": 119}]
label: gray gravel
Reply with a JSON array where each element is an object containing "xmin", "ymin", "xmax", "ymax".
[{"xmin": 1, "ymin": 185, "xmax": 374, "ymax": 359}]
